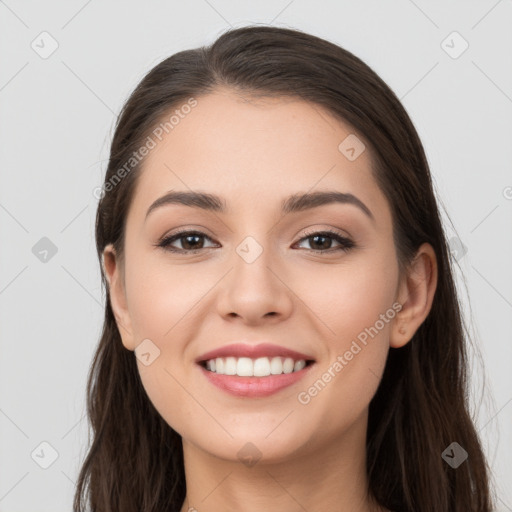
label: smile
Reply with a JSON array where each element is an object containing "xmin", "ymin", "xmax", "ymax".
[
  {"xmin": 201, "ymin": 356, "xmax": 312, "ymax": 376},
  {"xmin": 197, "ymin": 357, "xmax": 316, "ymax": 397}
]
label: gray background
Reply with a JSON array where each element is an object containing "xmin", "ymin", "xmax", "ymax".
[{"xmin": 1, "ymin": 1, "xmax": 511, "ymax": 510}]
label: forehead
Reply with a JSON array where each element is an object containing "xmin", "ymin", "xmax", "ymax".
[{"xmin": 127, "ymin": 89, "xmax": 391, "ymax": 225}]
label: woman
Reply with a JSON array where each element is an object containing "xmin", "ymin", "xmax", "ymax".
[{"xmin": 74, "ymin": 25, "xmax": 495, "ymax": 511}]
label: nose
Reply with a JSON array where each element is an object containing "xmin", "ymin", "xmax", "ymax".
[{"xmin": 215, "ymin": 244, "xmax": 294, "ymax": 325}]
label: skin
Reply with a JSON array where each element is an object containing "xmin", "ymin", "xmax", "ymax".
[{"xmin": 103, "ymin": 88, "xmax": 438, "ymax": 512}]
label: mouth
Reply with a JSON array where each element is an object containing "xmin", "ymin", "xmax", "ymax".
[
  {"xmin": 196, "ymin": 353, "xmax": 316, "ymax": 398},
  {"xmin": 198, "ymin": 356, "xmax": 316, "ymax": 376}
]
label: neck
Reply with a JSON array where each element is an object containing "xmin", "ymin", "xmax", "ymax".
[{"xmin": 178, "ymin": 409, "xmax": 387, "ymax": 512}]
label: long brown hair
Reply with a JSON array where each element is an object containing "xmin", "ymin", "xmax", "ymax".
[{"xmin": 74, "ymin": 25, "xmax": 496, "ymax": 511}]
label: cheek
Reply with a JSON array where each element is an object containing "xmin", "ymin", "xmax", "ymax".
[
  {"xmin": 295, "ymin": 295, "xmax": 393, "ymax": 442},
  {"xmin": 124, "ymin": 261, "xmax": 201, "ymax": 435},
  {"xmin": 296, "ymin": 255, "xmax": 398, "ymax": 344},
  {"xmin": 297, "ymin": 255, "xmax": 397, "ymax": 405},
  {"xmin": 125, "ymin": 254, "xmax": 205, "ymax": 341}
]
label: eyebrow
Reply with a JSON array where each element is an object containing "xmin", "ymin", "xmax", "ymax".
[{"xmin": 145, "ymin": 190, "xmax": 375, "ymax": 223}]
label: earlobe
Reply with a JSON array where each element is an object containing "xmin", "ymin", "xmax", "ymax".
[
  {"xmin": 390, "ymin": 243, "xmax": 438, "ymax": 349},
  {"xmin": 102, "ymin": 244, "xmax": 136, "ymax": 351}
]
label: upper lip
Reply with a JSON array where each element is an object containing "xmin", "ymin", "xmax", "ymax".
[{"xmin": 196, "ymin": 343, "xmax": 316, "ymax": 363}]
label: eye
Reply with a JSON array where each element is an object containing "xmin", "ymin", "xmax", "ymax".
[
  {"xmin": 156, "ymin": 229, "xmax": 355, "ymax": 254},
  {"xmin": 156, "ymin": 230, "xmax": 218, "ymax": 254},
  {"xmin": 294, "ymin": 229, "xmax": 355, "ymax": 253}
]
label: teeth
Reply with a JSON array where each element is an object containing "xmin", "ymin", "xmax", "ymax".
[
  {"xmin": 204, "ymin": 356, "xmax": 309, "ymax": 376},
  {"xmin": 224, "ymin": 357, "xmax": 237, "ymax": 375},
  {"xmin": 253, "ymin": 357, "xmax": 270, "ymax": 376},
  {"xmin": 270, "ymin": 356, "xmax": 283, "ymax": 375},
  {"xmin": 294, "ymin": 360, "xmax": 306, "ymax": 371},
  {"xmin": 283, "ymin": 357, "xmax": 294, "ymax": 373}
]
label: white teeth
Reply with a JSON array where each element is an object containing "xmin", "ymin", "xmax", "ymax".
[
  {"xmin": 270, "ymin": 356, "xmax": 283, "ymax": 375},
  {"xmin": 283, "ymin": 357, "xmax": 294, "ymax": 374},
  {"xmin": 237, "ymin": 357, "xmax": 253, "ymax": 376},
  {"xmin": 294, "ymin": 359, "xmax": 306, "ymax": 372},
  {"xmin": 204, "ymin": 356, "xmax": 309, "ymax": 376},
  {"xmin": 253, "ymin": 357, "xmax": 271, "ymax": 376},
  {"xmin": 224, "ymin": 357, "xmax": 237, "ymax": 375}
]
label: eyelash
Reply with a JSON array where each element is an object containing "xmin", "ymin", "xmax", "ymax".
[{"xmin": 155, "ymin": 228, "xmax": 355, "ymax": 255}]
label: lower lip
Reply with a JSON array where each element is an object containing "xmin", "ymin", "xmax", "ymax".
[{"xmin": 198, "ymin": 363, "xmax": 315, "ymax": 398}]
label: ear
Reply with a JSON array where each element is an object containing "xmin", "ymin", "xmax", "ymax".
[
  {"xmin": 102, "ymin": 244, "xmax": 136, "ymax": 351},
  {"xmin": 390, "ymin": 242, "xmax": 438, "ymax": 349}
]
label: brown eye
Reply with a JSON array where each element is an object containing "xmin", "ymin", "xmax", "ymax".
[
  {"xmin": 157, "ymin": 231, "xmax": 217, "ymax": 254},
  {"xmin": 295, "ymin": 230, "xmax": 355, "ymax": 253}
]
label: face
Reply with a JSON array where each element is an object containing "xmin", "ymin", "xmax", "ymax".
[{"xmin": 105, "ymin": 88, "xmax": 406, "ymax": 464}]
